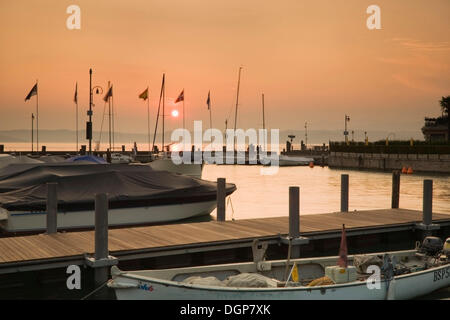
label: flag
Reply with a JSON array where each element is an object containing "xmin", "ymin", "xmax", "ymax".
[
  {"xmin": 337, "ymin": 224, "xmax": 348, "ymax": 268},
  {"xmin": 206, "ymin": 91, "xmax": 211, "ymax": 110},
  {"xmin": 74, "ymin": 82, "xmax": 78, "ymax": 104},
  {"xmin": 139, "ymin": 87, "xmax": 149, "ymax": 101},
  {"xmin": 25, "ymin": 83, "xmax": 38, "ymax": 101},
  {"xmin": 103, "ymin": 85, "xmax": 113, "ymax": 102},
  {"xmin": 175, "ymin": 89, "xmax": 184, "ymax": 103},
  {"xmin": 292, "ymin": 263, "xmax": 299, "ymax": 282}
]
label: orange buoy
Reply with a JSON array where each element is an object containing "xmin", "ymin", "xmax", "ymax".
[
  {"xmin": 309, "ymin": 162, "xmax": 314, "ymax": 168},
  {"xmin": 401, "ymin": 167, "xmax": 407, "ymax": 174},
  {"xmin": 407, "ymin": 167, "xmax": 413, "ymax": 174}
]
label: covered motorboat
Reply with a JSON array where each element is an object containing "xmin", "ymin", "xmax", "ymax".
[{"xmin": 0, "ymin": 163, "xmax": 236, "ymax": 234}]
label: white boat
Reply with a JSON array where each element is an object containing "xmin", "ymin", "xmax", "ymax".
[
  {"xmin": 0, "ymin": 163, "xmax": 235, "ymax": 234},
  {"xmin": 108, "ymin": 237, "xmax": 450, "ymax": 300},
  {"xmin": 278, "ymin": 155, "xmax": 314, "ymax": 167},
  {"xmin": 146, "ymin": 157, "xmax": 203, "ymax": 179},
  {"xmin": 109, "ymin": 153, "xmax": 133, "ymax": 164}
]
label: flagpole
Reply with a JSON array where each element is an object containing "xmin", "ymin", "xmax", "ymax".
[
  {"xmin": 76, "ymin": 99, "xmax": 78, "ymax": 152},
  {"xmin": 147, "ymin": 87, "xmax": 150, "ymax": 155},
  {"xmin": 75, "ymin": 83, "xmax": 78, "ymax": 152},
  {"xmin": 108, "ymin": 81, "xmax": 112, "ymax": 152},
  {"xmin": 183, "ymin": 89, "xmax": 185, "ymax": 151},
  {"xmin": 36, "ymin": 79, "xmax": 39, "ymax": 152},
  {"xmin": 262, "ymin": 93, "xmax": 265, "ymax": 152},
  {"xmin": 111, "ymin": 86, "xmax": 115, "ymax": 152},
  {"xmin": 233, "ymin": 67, "xmax": 242, "ymax": 151},
  {"xmin": 209, "ymin": 91, "xmax": 212, "ymax": 130},
  {"xmin": 31, "ymin": 114, "xmax": 34, "ymax": 153},
  {"xmin": 162, "ymin": 74, "xmax": 165, "ymax": 153}
]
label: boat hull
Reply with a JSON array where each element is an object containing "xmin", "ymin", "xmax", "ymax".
[{"xmin": 0, "ymin": 200, "xmax": 216, "ymax": 234}]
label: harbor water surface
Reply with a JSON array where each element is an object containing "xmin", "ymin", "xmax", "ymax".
[{"xmin": 201, "ymin": 164, "xmax": 450, "ymax": 219}]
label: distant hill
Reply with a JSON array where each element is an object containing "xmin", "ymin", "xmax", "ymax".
[{"xmin": 0, "ymin": 129, "xmax": 424, "ymax": 145}]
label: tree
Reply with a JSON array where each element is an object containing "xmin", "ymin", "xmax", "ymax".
[{"xmin": 440, "ymin": 96, "xmax": 450, "ymax": 143}]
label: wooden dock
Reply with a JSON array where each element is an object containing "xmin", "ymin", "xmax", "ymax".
[{"xmin": 0, "ymin": 208, "xmax": 449, "ymax": 274}]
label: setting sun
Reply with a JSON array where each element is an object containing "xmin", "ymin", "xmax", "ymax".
[{"xmin": 171, "ymin": 110, "xmax": 179, "ymax": 117}]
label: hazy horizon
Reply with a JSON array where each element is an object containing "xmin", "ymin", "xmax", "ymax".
[{"xmin": 1, "ymin": 0, "xmax": 449, "ymax": 135}]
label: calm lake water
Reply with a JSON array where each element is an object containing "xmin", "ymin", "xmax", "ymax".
[{"xmin": 201, "ymin": 164, "xmax": 450, "ymax": 220}]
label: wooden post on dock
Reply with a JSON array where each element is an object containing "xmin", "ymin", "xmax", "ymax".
[
  {"xmin": 0, "ymin": 145, "xmax": 4, "ymax": 153},
  {"xmin": 391, "ymin": 170, "xmax": 400, "ymax": 209},
  {"xmin": 217, "ymin": 178, "xmax": 226, "ymax": 221},
  {"xmin": 95, "ymin": 194, "xmax": 109, "ymax": 263},
  {"xmin": 423, "ymin": 180, "xmax": 433, "ymax": 226},
  {"xmin": 94, "ymin": 193, "xmax": 109, "ymax": 298},
  {"xmin": 341, "ymin": 174, "xmax": 349, "ymax": 212},
  {"xmin": 415, "ymin": 179, "xmax": 439, "ymax": 235},
  {"xmin": 289, "ymin": 187, "xmax": 300, "ymax": 238},
  {"xmin": 46, "ymin": 183, "xmax": 57, "ymax": 234}
]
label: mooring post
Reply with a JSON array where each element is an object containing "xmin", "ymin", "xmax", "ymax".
[
  {"xmin": 289, "ymin": 186, "xmax": 300, "ymax": 238},
  {"xmin": 217, "ymin": 178, "xmax": 226, "ymax": 221},
  {"xmin": 93, "ymin": 193, "xmax": 109, "ymax": 298},
  {"xmin": 46, "ymin": 182, "xmax": 57, "ymax": 234},
  {"xmin": 391, "ymin": 170, "xmax": 400, "ymax": 209},
  {"xmin": 95, "ymin": 193, "xmax": 109, "ymax": 262},
  {"xmin": 340, "ymin": 174, "xmax": 349, "ymax": 212},
  {"xmin": 423, "ymin": 180, "xmax": 433, "ymax": 226},
  {"xmin": 83, "ymin": 193, "xmax": 118, "ymax": 299},
  {"xmin": 106, "ymin": 149, "xmax": 112, "ymax": 164},
  {"xmin": 289, "ymin": 186, "xmax": 301, "ymax": 259},
  {"xmin": 281, "ymin": 186, "xmax": 308, "ymax": 260},
  {"xmin": 415, "ymin": 179, "xmax": 439, "ymax": 235}
]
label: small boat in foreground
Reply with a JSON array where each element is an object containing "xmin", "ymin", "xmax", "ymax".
[
  {"xmin": 108, "ymin": 236, "xmax": 450, "ymax": 300},
  {"xmin": 0, "ymin": 163, "xmax": 235, "ymax": 234}
]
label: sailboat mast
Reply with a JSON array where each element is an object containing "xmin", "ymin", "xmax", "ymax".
[
  {"xmin": 108, "ymin": 81, "xmax": 112, "ymax": 152},
  {"xmin": 262, "ymin": 93, "xmax": 265, "ymax": 151},
  {"xmin": 162, "ymin": 74, "xmax": 165, "ymax": 153},
  {"xmin": 152, "ymin": 74, "xmax": 165, "ymax": 153},
  {"xmin": 233, "ymin": 67, "xmax": 242, "ymax": 151}
]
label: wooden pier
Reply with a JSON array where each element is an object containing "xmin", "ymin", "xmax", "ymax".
[{"xmin": 0, "ymin": 208, "xmax": 449, "ymax": 275}]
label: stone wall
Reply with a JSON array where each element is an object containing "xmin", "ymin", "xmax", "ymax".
[{"xmin": 328, "ymin": 152, "xmax": 450, "ymax": 173}]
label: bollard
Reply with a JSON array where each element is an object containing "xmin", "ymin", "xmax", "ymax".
[
  {"xmin": 41, "ymin": 146, "xmax": 46, "ymax": 153},
  {"xmin": 0, "ymin": 145, "xmax": 4, "ymax": 153},
  {"xmin": 423, "ymin": 180, "xmax": 433, "ymax": 226},
  {"xmin": 391, "ymin": 170, "xmax": 400, "ymax": 209},
  {"xmin": 289, "ymin": 186, "xmax": 300, "ymax": 238},
  {"xmin": 95, "ymin": 193, "xmax": 109, "ymax": 262},
  {"xmin": 46, "ymin": 183, "xmax": 57, "ymax": 234},
  {"xmin": 106, "ymin": 149, "xmax": 112, "ymax": 164},
  {"xmin": 216, "ymin": 178, "xmax": 226, "ymax": 221},
  {"xmin": 281, "ymin": 186, "xmax": 308, "ymax": 260},
  {"xmin": 340, "ymin": 174, "xmax": 349, "ymax": 212},
  {"xmin": 83, "ymin": 193, "xmax": 118, "ymax": 299}
]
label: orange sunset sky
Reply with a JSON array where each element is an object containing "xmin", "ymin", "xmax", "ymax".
[{"xmin": 0, "ymin": 0, "xmax": 449, "ymax": 136}]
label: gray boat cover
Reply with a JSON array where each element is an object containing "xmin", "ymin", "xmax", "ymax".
[{"xmin": 0, "ymin": 163, "xmax": 236, "ymax": 211}]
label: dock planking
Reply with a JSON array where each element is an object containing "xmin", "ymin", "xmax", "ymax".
[{"xmin": 0, "ymin": 208, "xmax": 449, "ymax": 268}]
